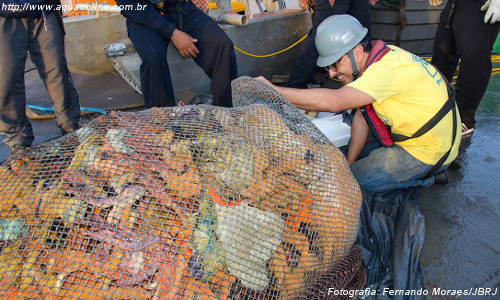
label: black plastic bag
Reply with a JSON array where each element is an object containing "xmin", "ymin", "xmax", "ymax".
[{"xmin": 357, "ymin": 187, "xmax": 426, "ymax": 299}]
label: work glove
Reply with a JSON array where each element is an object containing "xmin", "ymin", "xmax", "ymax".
[
  {"xmin": 428, "ymin": 0, "xmax": 443, "ymax": 7},
  {"xmin": 482, "ymin": 0, "xmax": 500, "ymax": 24}
]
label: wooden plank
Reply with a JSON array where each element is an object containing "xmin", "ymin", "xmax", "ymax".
[
  {"xmin": 371, "ymin": 0, "xmax": 442, "ymax": 10},
  {"xmin": 404, "ymin": 0, "xmax": 444, "ymax": 10},
  {"xmin": 371, "ymin": 24, "xmax": 399, "ymax": 40},
  {"xmin": 370, "ymin": 8, "xmax": 399, "ymax": 24},
  {"xmin": 400, "ymin": 24, "xmax": 438, "ymax": 40},
  {"xmin": 405, "ymin": 10, "xmax": 442, "ymax": 24},
  {"xmin": 399, "ymin": 39, "xmax": 435, "ymax": 54},
  {"xmin": 358, "ymin": 2, "xmax": 444, "ymax": 55},
  {"xmin": 371, "ymin": 1, "xmax": 399, "ymax": 10},
  {"xmin": 371, "ymin": 39, "xmax": 434, "ymax": 55},
  {"xmin": 371, "ymin": 23, "xmax": 438, "ymax": 41},
  {"xmin": 372, "ymin": 0, "xmax": 444, "ymax": 10},
  {"xmin": 371, "ymin": 7, "xmax": 442, "ymax": 25}
]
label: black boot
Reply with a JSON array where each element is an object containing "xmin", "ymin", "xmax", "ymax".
[{"xmin": 434, "ymin": 170, "xmax": 450, "ymax": 185}]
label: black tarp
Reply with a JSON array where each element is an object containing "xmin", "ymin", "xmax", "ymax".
[{"xmin": 357, "ymin": 187, "xmax": 426, "ymax": 299}]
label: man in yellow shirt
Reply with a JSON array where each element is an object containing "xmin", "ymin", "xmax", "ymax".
[{"xmin": 257, "ymin": 15, "xmax": 462, "ymax": 192}]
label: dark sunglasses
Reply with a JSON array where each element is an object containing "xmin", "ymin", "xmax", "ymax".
[{"xmin": 324, "ymin": 55, "xmax": 345, "ymax": 72}]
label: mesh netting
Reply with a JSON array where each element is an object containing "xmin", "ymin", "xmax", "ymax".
[
  {"xmin": 0, "ymin": 77, "xmax": 362, "ymax": 299},
  {"xmin": 302, "ymin": 245, "xmax": 366, "ymax": 299}
]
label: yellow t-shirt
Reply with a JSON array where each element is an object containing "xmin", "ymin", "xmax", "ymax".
[{"xmin": 348, "ymin": 45, "xmax": 461, "ymax": 165}]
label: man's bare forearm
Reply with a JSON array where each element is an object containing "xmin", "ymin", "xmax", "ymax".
[
  {"xmin": 274, "ymin": 85, "xmax": 344, "ymax": 112},
  {"xmin": 255, "ymin": 76, "xmax": 372, "ymax": 112},
  {"xmin": 347, "ymin": 109, "xmax": 369, "ymax": 164}
]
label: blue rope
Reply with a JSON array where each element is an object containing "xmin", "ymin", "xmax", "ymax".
[{"xmin": 27, "ymin": 104, "xmax": 107, "ymax": 115}]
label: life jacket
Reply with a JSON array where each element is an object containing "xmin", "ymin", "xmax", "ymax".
[
  {"xmin": 359, "ymin": 40, "xmax": 458, "ymax": 175},
  {"xmin": 359, "ymin": 40, "xmax": 393, "ymax": 146}
]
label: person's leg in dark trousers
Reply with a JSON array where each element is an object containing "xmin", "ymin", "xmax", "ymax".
[
  {"xmin": 29, "ymin": 12, "xmax": 80, "ymax": 132},
  {"xmin": 287, "ymin": 0, "xmax": 351, "ymax": 88},
  {"xmin": 348, "ymin": 0, "xmax": 372, "ymax": 40},
  {"xmin": 451, "ymin": 0, "xmax": 499, "ymax": 127},
  {"xmin": 287, "ymin": 27, "xmax": 319, "ymax": 89},
  {"xmin": 431, "ymin": 0, "xmax": 459, "ymax": 82},
  {"xmin": 432, "ymin": 0, "xmax": 500, "ymax": 128},
  {"xmin": 127, "ymin": 20, "xmax": 175, "ymax": 108},
  {"xmin": 181, "ymin": 2, "xmax": 237, "ymax": 107},
  {"xmin": 0, "ymin": 17, "xmax": 34, "ymax": 148}
]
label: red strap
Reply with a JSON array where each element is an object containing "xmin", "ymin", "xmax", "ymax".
[
  {"xmin": 360, "ymin": 40, "xmax": 393, "ymax": 146},
  {"xmin": 364, "ymin": 40, "xmax": 391, "ymax": 70},
  {"xmin": 362, "ymin": 105, "xmax": 394, "ymax": 147}
]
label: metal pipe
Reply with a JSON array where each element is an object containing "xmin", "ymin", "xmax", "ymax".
[{"xmin": 212, "ymin": 13, "xmax": 249, "ymax": 26}]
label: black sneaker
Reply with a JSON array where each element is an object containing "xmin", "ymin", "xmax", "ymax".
[{"xmin": 434, "ymin": 170, "xmax": 450, "ymax": 185}]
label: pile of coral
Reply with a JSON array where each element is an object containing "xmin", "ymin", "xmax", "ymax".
[{"xmin": 0, "ymin": 83, "xmax": 361, "ymax": 299}]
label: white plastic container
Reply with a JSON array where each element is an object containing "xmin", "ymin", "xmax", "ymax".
[{"xmin": 308, "ymin": 112, "xmax": 351, "ymax": 147}]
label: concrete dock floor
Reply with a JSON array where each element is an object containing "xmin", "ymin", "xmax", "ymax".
[
  {"xmin": 0, "ymin": 68, "xmax": 499, "ymax": 298},
  {"xmin": 0, "ymin": 69, "xmax": 144, "ymax": 158},
  {"xmin": 419, "ymin": 76, "xmax": 500, "ymax": 297}
]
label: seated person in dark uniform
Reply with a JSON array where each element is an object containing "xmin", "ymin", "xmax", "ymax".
[{"xmin": 115, "ymin": 0, "xmax": 237, "ymax": 107}]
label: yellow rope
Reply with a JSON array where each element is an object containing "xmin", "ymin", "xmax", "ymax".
[{"xmin": 234, "ymin": 34, "xmax": 308, "ymax": 58}]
